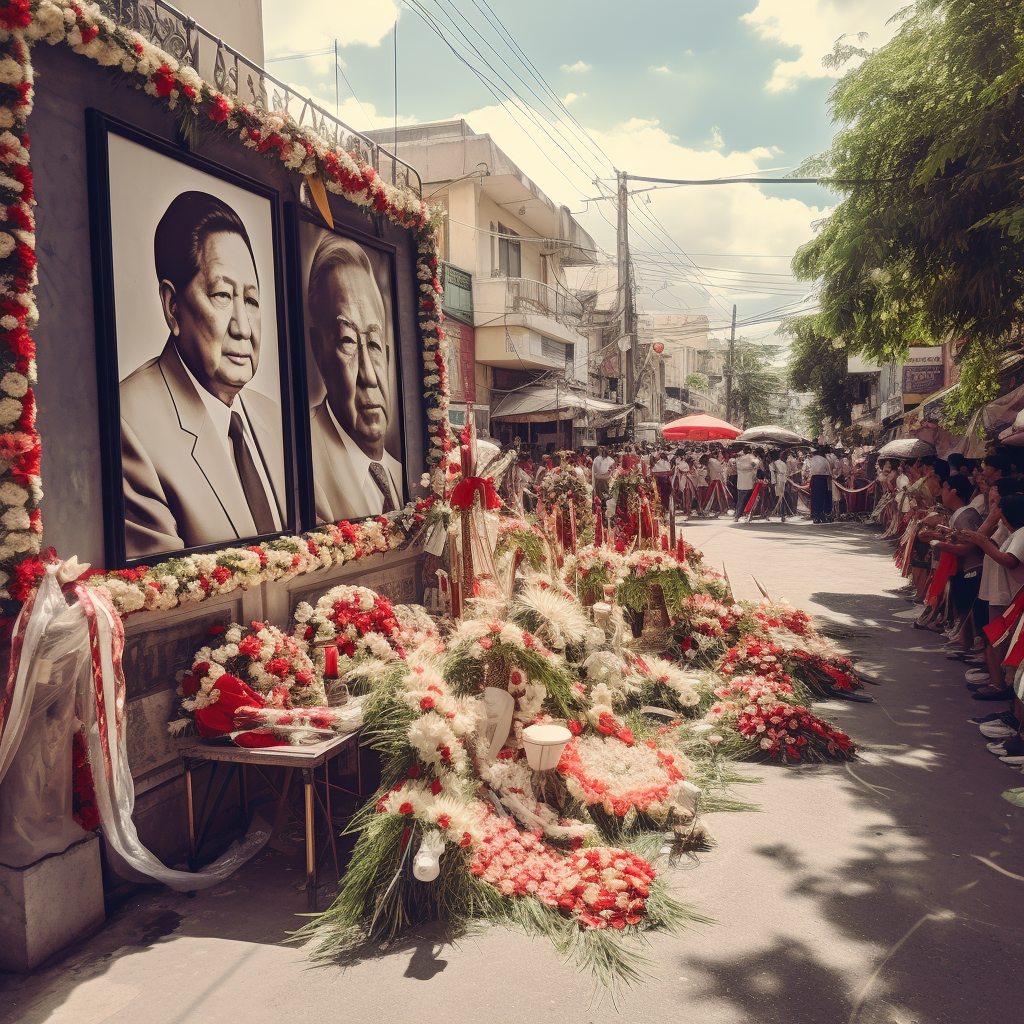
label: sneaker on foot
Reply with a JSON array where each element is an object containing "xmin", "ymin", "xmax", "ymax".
[
  {"xmin": 980, "ymin": 722, "xmax": 1018, "ymax": 739},
  {"xmin": 999, "ymin": 754, "xmax": 1024, "ymax": 765},
  {"xmin": 970, "ymin": 711, "xmax": 1006, "ymax": 724},
  {"xmin": 966, "ymin": 668, "xmax": 991, "ymax": 682},
  {"xmin": 987, "ymin": 741, "xmax": 1009, "ymax": 755}
]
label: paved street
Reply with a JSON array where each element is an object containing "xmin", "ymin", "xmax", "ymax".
[{"xmin": 3, "ymin": 521, "xmax": 1023, "ymax": 1024}]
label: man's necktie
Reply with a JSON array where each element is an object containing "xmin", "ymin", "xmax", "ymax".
[
  {"xmin": 228, "ymin": 411, "xmax": 276, "ymax": 534},
  {"xmin": 368, "ymin": 461, "xmax": 396, "ymax": 513}
]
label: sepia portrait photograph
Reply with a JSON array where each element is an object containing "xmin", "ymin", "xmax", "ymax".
[
  {"xmin": 294, "ymin": 215, "xmax": 405, "ymax": 524},
  {"xmin": 92, "ymin": 122, "xmax": 291, "ymax": 562}
]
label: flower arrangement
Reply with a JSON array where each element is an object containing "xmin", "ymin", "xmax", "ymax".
[
  {"xmin": 0, "ymin": 1, "xmax": 454, "ymax": 616},
  {"xmin": 615, "ymin": 550, "xmax": 692, "ymax": 616},
  {"xmin": 538, "ymin": 465, "xmax": 595, "ymax": 548},
  {"xmin": 168, "ymin": 621, "xmax": 324, "ymax": 738},
  {"xmin": 557, "ymin": 734, "xmax": 690, "ymax": 820},
  {"xmin": 71, "ymin": 727, "xmax": 99, "ymax": 831},
  {"xmin": 294, "ymin": 583, "xmax": 407, "ymax": 658},
  {"xmin": 563, "ymin": 545, "xmax": 624, "ymax": 604},
  {"xmin": 494, "ymin": 515, "xmax": 547, "ymax": 570},
  {"xmin": 705, "ymin": 676, "xmax": 855, "ymax": 762}
]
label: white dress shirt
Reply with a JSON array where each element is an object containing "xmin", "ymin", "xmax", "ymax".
[
  {"xmin": 807, "ymin": 454, "xmax": 830, "ymax": 476},
  {"xmin": 326, "ymin": 401, "xmax": 400, "ymax": 513},
  {"xmin": 735, "ymin": 454, "xmax": 758, "ymax": 490},
  {"xmin": 182, "ymin": 362, "xmax": 282, "ymax": 530}
]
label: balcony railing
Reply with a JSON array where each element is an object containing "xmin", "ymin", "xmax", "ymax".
[
  {"xmin": 501, "ymin": 277, "xmax": 584, "ymax": 330},
  {"xmin": 96, "ymin": 0, "xmax": 421, "ymax": 194}
]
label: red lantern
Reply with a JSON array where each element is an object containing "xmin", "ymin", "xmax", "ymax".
[{"xmin": 652, "ymin": 342, "xmax": 665, "ymax": 354}]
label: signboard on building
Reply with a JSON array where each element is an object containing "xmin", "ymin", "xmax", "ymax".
[
  {"xmin": 902, "ymin": 346, "xmax": 944, "ymax": 397},
  {"xmin": 442, "ymin": 319, "xmax": 476, "ymax": 403}
]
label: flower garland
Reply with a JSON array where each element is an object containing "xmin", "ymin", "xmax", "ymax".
[{"xmin": 0, "ymin": 0, "xmax": 454, "ymax": 615}]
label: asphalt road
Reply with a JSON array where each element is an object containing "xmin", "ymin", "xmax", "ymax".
[{"xmin": 3, "ymin": 519, "xmax": 1022, "ymax": 1024}]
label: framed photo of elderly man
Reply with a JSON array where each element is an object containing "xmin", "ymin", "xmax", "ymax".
[
  {"xmin": 286, "ymin": 208, "xmax": 407, "ymax": 526},
  {"xmin": 87, "ymin": 112, "xmax": 294, "ymax": 566}
]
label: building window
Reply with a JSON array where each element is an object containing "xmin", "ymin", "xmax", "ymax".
[
  {"xmin": 497, "ymin": 222, "xmax": 521, "ymax": 278},
  {"xmin": 541, "ymin": 336, "xmax": 566, "ymax": 364}
]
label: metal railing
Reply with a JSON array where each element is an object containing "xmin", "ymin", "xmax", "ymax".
[
  {"xmin": 502, "ymin": 277, "xmax": 584, "ymax": 329},
  {"xmin": 96, "ymin": 1, "xmax": 422, "ymax": 195}
]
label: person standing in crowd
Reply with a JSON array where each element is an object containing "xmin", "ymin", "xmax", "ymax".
[
  {"xmin": 922, "ymin": 474, "xmax": 983, "ymax": 641},
  {"xmin": 962, "ymin": 494, "xmax": 1024, "ymax": 701},
  {"xmin": 733, "ymin": 448, "xmax": 758, "ymax": 521},
  {"xmin": 591, "ymin": 445, "xmax": 615, "ymax": 504},
  {"xmin": 769, "ymin": 449, "xmax": 790, "ymax": 521},
  {"xmin": 652, "ymin": 449, "xmax": 672, "ymax": 507},
  {"xmin": 808, "ymin": 447, "xmax": 831, "ymax": 523}
]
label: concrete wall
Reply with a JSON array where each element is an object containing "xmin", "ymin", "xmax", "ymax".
[
  {"xmin": 33, "ymin": 42, "xmax": 426, "ymax": 564},
  {"xmin": 175, "ymin": 0, "xmax": 265, "ymax": 66},
  {"xmin": 29, "ymin": 43, "xmax": 427, "ymax": 881}
]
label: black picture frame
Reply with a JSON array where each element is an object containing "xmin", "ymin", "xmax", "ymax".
[
  {"xmin": 284, "ymin": 203, "xmax": 413, "ymax": 528},
  {"xmin": 86, "ymin": 109, "xmax": 296, "ymax": 568}
]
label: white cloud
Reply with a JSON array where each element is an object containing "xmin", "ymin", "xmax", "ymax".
[
  {"xmin": 706, "ymin": 125, "xmax": 724, "ymax": 150},
  {"xmin": 278, "ymin": 80, "xmax": 418, "ymax": 134},
  {"xmin": 451, "ymin": 101, "xmax": 823, "ymax": 330},
  {"xmin": 561, "ymin": 92, "xmax": 584, "ymax": 105},
  {"xmin": 263, "ymin": 0, "xmax": 398, "ymax": 72},
  {"xmin": 742, "ymin": 0, "xmax": 905, "ymax": 92},
  {"xmin": 650, "ymin": 65, "xmax": 672, "ymax": 75},
  {"xmin": 561, "ymin": 60, "xmax": 592, "ymax": 73}
]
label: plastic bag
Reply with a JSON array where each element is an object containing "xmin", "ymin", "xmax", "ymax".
[
  {"xmin": 0, "ymin": 565, "xmax": 268, "ymax": 886},
  {"xmin": 0, "ymin": 567, "xmax": 84, "ymax": 867}
]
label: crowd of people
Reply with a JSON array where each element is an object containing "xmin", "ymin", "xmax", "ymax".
[
  {"xmin": 507, "ymin": 441, "xmax": 879, "ymax": 524},
  {"xmin": 880, "ymin": 448, "xmax": 1024, "ymax": 765}
]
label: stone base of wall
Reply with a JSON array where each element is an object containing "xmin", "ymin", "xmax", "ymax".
[
  {"xmin": 109, "ymin": 546, "xmax": 423, "ymax": 892},
  {"xmin": 0, "ymin": 834, "xmax": 105, "ymax": 972}
]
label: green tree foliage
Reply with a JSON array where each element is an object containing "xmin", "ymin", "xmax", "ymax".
[
  {"xmin": 792, "ymin": 1, "xmax": 1024, "ymax": 426},
  {"xmin": 785, "ymin": 316, "xmax": 858, "ymax": 436},
  {"xmin": 685, "ymin": 372, "xmax": 709, "ymax": 393},
  {"xmin": 729, "ymin": 342, "xmax": 780, "ymax": 428}
]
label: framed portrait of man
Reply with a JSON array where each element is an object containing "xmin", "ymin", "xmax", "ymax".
[
  {"xmin": 287, "ymin": 209, "xmax": 407, "ymax": 526},
  {"xmin": 87, "ymin": 112, "xmax": 294, "ymax": 566}
]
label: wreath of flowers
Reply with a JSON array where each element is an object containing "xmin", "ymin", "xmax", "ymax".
[
  {"xmin": 0, "ymin": 0, "xmax": 454, "ymax": 617},
  {"xmin": 557, "ymin": 734, "xmax": 690, "ymax": 819}
]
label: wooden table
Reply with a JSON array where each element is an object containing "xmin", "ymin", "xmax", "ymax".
[{"xmin": 180, "ymin": 732, "xmax": 362, "ymax": 909}]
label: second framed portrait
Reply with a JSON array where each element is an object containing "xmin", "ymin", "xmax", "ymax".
[
  {"xmin": 87, "ymin": 111, "xmax": 295, "ymax": 567},
  {"xmin": 286, "ymin": 208, "xmax": 408, "ymax": 527}
]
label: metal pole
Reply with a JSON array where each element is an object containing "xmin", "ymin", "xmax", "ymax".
[
  {"xmin": 393, "ymin": 22, "xmax": 398, "ymax": 184},
  {"xmin": 616, "ymin": 170, "xmax": 635, "ymax": 439},
  {"xmin": 725, "ymin": 304, "xmax": 736, "ymax": 423},
  {"xmin": 334, "ymin": 39, "xmax": 338, "ymax": 118}
]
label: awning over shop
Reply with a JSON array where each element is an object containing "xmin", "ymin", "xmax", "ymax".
[{"xmin": 489, "ymin": 387, "xmax": 633, "ymax": 425}]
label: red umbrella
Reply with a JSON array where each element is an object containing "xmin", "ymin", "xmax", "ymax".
[{"xmin": 660, "ymin": 414, "xmax": 741, "ymax": 442}]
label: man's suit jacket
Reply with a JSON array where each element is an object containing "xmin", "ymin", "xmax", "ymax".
[
  {"xmin": 309, "ymin": 398, "xmax": 403, "ymax": 524},
  {"xmin": 120, "ymin": 339, "xmax": 286, "ymax": 558}
]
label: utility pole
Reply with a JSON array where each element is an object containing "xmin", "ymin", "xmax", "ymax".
[
  {"xmin": 725, "ymin": 304, "xmax": 737, "ymax": 423},
  {"xmin": 334, "ymin": 39, "xmax": 339, "ymax": 118},
  {"xmin": 616, "ymin": 169, "xmax": 636, "ymax": 437}
]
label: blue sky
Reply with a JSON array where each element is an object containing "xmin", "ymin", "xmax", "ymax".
[{"xmin": 261, "ymin": 0, "xmax": 906, "ymax": 341}]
